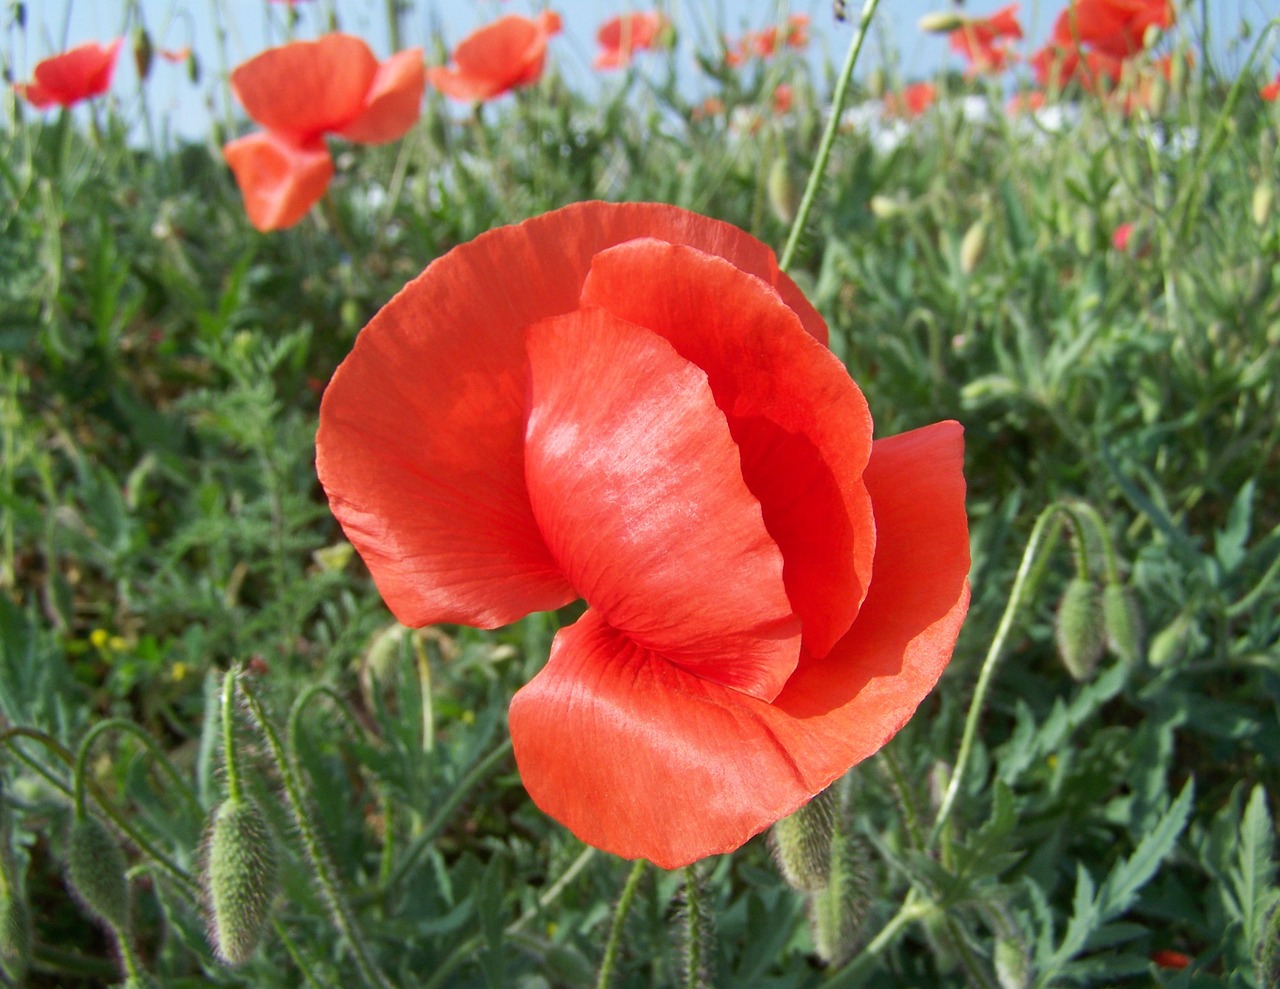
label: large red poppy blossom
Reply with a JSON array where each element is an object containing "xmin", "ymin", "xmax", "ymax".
[
  {"xmin": 427, "ymin": 11, "xmax": 562, "ymax": 102},
  {"xmin": 594, "ymin": 12, "xmax": 670, "ymax": 71},
  {"xmin": 949, "ymin": 4, "xmax": 1023, "ymax": 74},
  {"xmin": 1052, "ymin": 0, "xmax": 1174, "ymax": 59},
  {"xmin": 317, "ymin": 202, "xmax": 970, "ymax": 869},
  {"xmin": 223, "ymin": 34, "xmax": 424, "ymax": 231},
  {"xmin": 14, "ymin": 39, "xmax": 123, "ymax": 109}
]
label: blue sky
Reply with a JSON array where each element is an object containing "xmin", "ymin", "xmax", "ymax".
[{"xmin": 9, "ymin": 1, "xmax": 1276, "ymax": 140}]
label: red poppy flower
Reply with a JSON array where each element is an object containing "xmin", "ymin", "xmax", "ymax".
[
  {"xmin": 223, "ymin": 34, "xmax": 424, "ymax": 231},
  {"xmin": 1030, "ymin": 42, "xmax": 1123, "ymax": 92},
  {"xmin": 772, "ymin": 83, "xmax": 794, "ymax": 114},
  {"xmin": 1112, "ymin": 222, "xmax": 1135, "ymax": 251},
  {"xmin": 1263, "ymin": 71, "xmax": 1280, "ymax": 102},
  {"xmin": 1052, "ymin": 0, "xmax": 1173, "ymax": 59},
  {"xmin": 316, "ymin": 202, "xmax": 970, "ymax": 868},
  {"xmin": 949, "ymin": 4, "xmax": 1023, "ymax": 74},
  {"xmin": 427, "ymin": 11, "xmax": 561, "ymax": 102},
  {"xmin": 594, "ymin": 12, "xmax": 669, "ymax": 70},
  {"xmin": 1151, "ymin": 949, "xmax": 1192, "ymax": 969},
  {"xmin": 884, "ymin": 82, "xmax": 938, "ymax": 118},
  {"xmin": 14, "ymin": 39, "xmax": 123, "ymax": 109}
]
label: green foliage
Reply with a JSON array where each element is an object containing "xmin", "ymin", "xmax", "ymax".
[{"xmin": 0, "ymin": 3, "xmax": 1278, "ymax": 986}]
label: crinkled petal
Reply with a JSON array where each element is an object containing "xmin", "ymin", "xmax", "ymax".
[
  {"xmin": 581, "ymin": 240, "xmax": 874, "ymax": 657},
  {"xmin": 510, "ymin": 420, "xmax": 969, "ymax": 869},
  {"xmin": 524, "ymin": 309, "xmax": 799, "ymax": 699},
  {"xmin": 222, "ymin": 131, "xmax": 334, "ymax": 231},
  {"xmin": 317, "ymin": 201, "xmax": 822, "ymax": 629},
  {"xmin": 336, "ymin": 48, "xmax": 425, "ymax": 144},
  {"xmin": 27, "ymin": 38, "xmax": 122, "ymax": 107},
  {"xmin": 231, "ymin": 34, "xmax": 377, "ymax": 141}
]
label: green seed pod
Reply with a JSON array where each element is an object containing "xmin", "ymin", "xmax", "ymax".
[
  {"xmin": 203, "ymin": 798, "xmax": 279, "ymax": 965},
  {"xmin": 1102, "ymin": 582, "xmax": 1144, "ymax": 664},
  {"xmin": 66, "ymin": 815, "xmax": 131, "ymax": 932},
  {"xmin": 767, "ymin": 157, "xmax": 797, "ymax": 226},
  {"xmin": 770, "ymin": 787, "xmax": 836, "ymax": 892},
  {"xmin": 1055, "ymin": 578, "xmax": 1106, "ymax": 681},
  {"xmin": 960, "ymin": 218, "xmax": 987, "ymax": 276}
]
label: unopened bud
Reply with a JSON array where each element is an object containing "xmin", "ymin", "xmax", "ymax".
[
  {"xmin": 188, "ymin": 51, "xmax": 202, "ymax": 86},
  {"xmin": 0, "ymin": 871, "xmax": 31, "ymax": 983},
  {"xmin": 918, "ymin": 11, "xmax": 969, "ymax": 33},
  {"xmin": 767, "ymin": 157, "xmax": 798, "ymax": 226},
  {"xmin": 995, "ymin": 935, "xmax": 1031, "ymax": 989},
  {"xmin": 203, "ymin": 798, "xmax": 278, "ymax": 965},
  {"xmin": 960, "ymin": 218, "xmax": 987, "ymax": 275},
  {"xmin": 1253, "ymin": 181, "xmax": 1273, "ymax": 228},
  {"xmin": 808, "ymin": 797, "xmax": 870, "ymax": 966},
  {"xmin": 1055, "ymin": 578, "xmax": 1106, "ymax": 681},
  {"xmin": 869, "ymin": 194, "xmax": 904, "ymax": 219},
  {"xmin": 770, "ymin": 787, "xmax": 835, "ymax": 892},
  {"xmin": 1102, "ymin": 582, "xmax": 1144, "ymax": 664},
  {"xmin": 66, "ymin": 815, "xmax": 131, "ymax": 932},
  {"xmin": 1148, "ymin": 611, "xmax": 1193, "ymax": 668},
  {"xmin": 133, "ymin": 28, "xmax": 154, "ymax": 81},
  {"xmin": 1256, "ymin": 901, "xmax": 1280, "ymax": 989}
]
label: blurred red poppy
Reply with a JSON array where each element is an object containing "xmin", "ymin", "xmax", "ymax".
[
  {"xmin": 1151, "ymin": 949, "xmax": 1192, "ymax": 969},
  {"xmin": 772, "ymin": 83, "xmax": 794, "ymax": 114},
  {"xmin": 726, "ymin": 14, "xmax": 809, "ymax": 66},
  {"xmin": 1112, "ymin": 222, "xmax": 1135, "ymax": 251},
  {"xmin": 949, "ymin": 4, "xmax": 1023, "ymax": 74},
  {"xmin": 1030, "ymin": 41, "xmax": 1123, "ymax": 92},
  {"xmin": 594, "ymin": 12, "xmax": 669, "ymax": 70},
  {"xmin": 884, "ymin": 81, "xmax": 937, "ymax": 118},
  {"xmin": 427, "ymin": 11, "xmax": 561, "ymax": 102},
  {"xmin": 1263, "ymin": 71, "xmax": 1280, "ymax": 102},
  {"xmin": 14, "ymin": 39, "xmax": 123, "ymax": 109},
  {"xmin": 223, "ymin": 34, "xmax": 424, "ymax": 231},
  {"xmin": 316, "ymin": 201, "xmax": 970, "ymax": 868},
  {"xmin": 1052, "ymin": 0, "xmax": 1173, "ymax": 59}
]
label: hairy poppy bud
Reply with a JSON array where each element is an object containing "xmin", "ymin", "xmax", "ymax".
[
  {"xmin": 0, "ymin": 863, "xmax": 31, "ymax": 983},
  {"xmin": 1055, "ymin": 578, "xmax": 1106, "ymax": 681},
  {"xmin": 995, "ymin": 935, "xmax": 1030, "ymax": 989},
  {"xmin": 66, "ymin": 815, "xmax": 131, "ymax": 932},
  {"xmin": 1253, "ymin": 181, "xmax": 1273, "ymax": 228},
  {"xmin": 918, "ymin": 11, "xmax": 968, "ymax": 33},
  {"xmin": 133, "ymin": 28, "xmax": 154, "ymax": 81},
  {"xmin": 1102, "ymin": 582, "xmax": 1144, "ymax": 664},
  {"xmin": 808, "ymin": 804, "xmax": 870, "ymax": 966},
  {"xmin": 770, "ymin": 786, "xmax": 836, "ymax": 892},
  {"xmin": 203, "ymin": 798, "xmax": 278, "ymax": 965},
  {"xmin": 767, "ymin": 157, "xmax": 798, "ymax": 226},
  {"xmin": 960, "ymin": 218, "xmax": 987, "ymax": 275},
  {"xmin": 1149, "ymin": 610, "xmax": 1194, "ymax": 668}
]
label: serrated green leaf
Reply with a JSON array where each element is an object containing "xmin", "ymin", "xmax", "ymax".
[{"xmin": 1233, "ymin": 784, "xmax": 1278, "ymax": 947}]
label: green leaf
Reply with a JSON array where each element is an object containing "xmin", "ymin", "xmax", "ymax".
[{"xmin": 1232, "ymin": 785, "xmax": 1278, "ymax": 948}]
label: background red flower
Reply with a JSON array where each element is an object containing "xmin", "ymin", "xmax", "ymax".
[
  {"xmin": 14, "ymin": 39, "xmax": 122, "ymax": 109},
  {"xmin": 427, "ymin": 11, "xmax": 561, "ymax": 102}
]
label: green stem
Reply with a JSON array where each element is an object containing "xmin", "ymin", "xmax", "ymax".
[
  {"xmin": 929, "ymin": 502, "xmax": 1069, "ymax": 846},
  {"xmin": 778, "ymin": 0, "xmax": 882, "ymax": 272},
  {"xmin": 596, "ymin": 859, "xmax": 648, "ymax": 989},
  {"xmin": 239, "ymin": 680, "xmax": 393, "ymax": 989},
  {"xmin": 71, "ymin": 716, "xmax": 204, "ymax": 821},
  {"xmin": 682, "ymin": 865, "xmax": 705, "ymax": 989},
  {"xmin": 820, "ymin": 889, "xmax": 930, "ymax": 987}
]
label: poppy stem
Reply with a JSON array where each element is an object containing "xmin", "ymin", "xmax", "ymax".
[
  {"xmin": 595, "ymin": 858, "xmax": 648, "ymax": 989},
  {"xmin": 778, "ymin": 0, "xmax": 882, "ymax": 273},
  {"xmin": 929, "ymin": 502, "xmax": 1069, "ymax": 846}
]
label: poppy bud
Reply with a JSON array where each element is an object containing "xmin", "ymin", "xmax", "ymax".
[
  {"xmin": 133, "ymin": 28, "xmax": 154, "ymax": 82},
  {"xmin": 960, "ymin": 218, "xmax": 986, "ymax": 275},
  {"xmin": 203, "ymin": 798, "xmax": 279, "ymax": 965},
  {"xmin": 995, "ymin": 935, "xmax": 1030, "ymax": 989},
  {"xmin": 869, "ymin": 194, "xmax": 904, "ymax": 219},
  {"xmin": 187, "ymin": 51, "xmax": 201, "ymax": 86},
  {"xmin": 808, "ymin": 805, "xmax": 870, "ymax": 966},
  {"xmin": 1253, "ymin": 181, "xmax": 1273, "ymax": 228},
  {"xmin": 1256, "ymin": 901, "xmax": 1280, "ymax": 988},
  {"xmin": 66, "ymin": 815, "xmax": 131, "ymax": 932},
  {"xmin": 918, "ymin": 11, "xmax": 968, "ymax": 33},
  {"xmin": 0, "ymin": 858, "xmax": 31, "ymax": 983},
  {"xmin": 1102, "ymin": 581, "xmax": 1144, "ymax": 664},
  {"xmin": 1148, "ymin": 610, "xmax": 1194, "ymax": 668},
  {"xmin": 769, "ymin": 786, "xmax": 835, "ymax": 892},
  {"xmin": 1054, "ymin": 578, "xmax": 1106, "ymax": 681},
  {"xmin": 767, "ymin": 157, "xmax": 798, "ymax": 226}
]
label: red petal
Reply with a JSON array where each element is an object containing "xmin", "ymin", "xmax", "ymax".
[
  {"xmin": 222, "ymin": 131, "xmax": 334, "ymax": 231},
  {"xmin": 231, "ymin": 34, "xmax": 377, "ymax": 141},
  {"xmin": 29, "ymin": 38, "xmax": 121, "ymax": 106},
  {"xmin": 524, "ymin": 310, "xmax": 799, "ymax": 699},
  {"xmin": 336, "ymin": 48, "xmax": 425, "ymax": 144},
  {"xmin": 317, "ymin": 202, "xmax": 822, "ymax": 629},
  {"xmin": 429, "ymin": 15, "xmax": 551, "ymax": 101},
  {"xmin": 510, "ymin": 420, "xmax": 969, "ymax": 868},
  {"xmin": 580, "ymin": 241, "xmax": 874, "ymax": 657}
]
